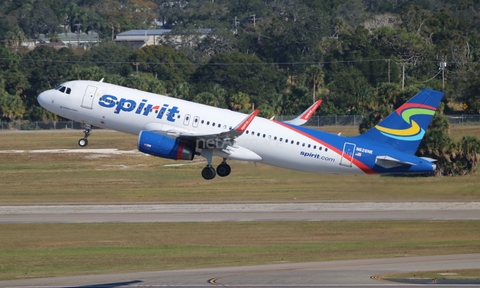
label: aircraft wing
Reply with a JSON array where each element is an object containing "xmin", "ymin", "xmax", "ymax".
[
  {"xmin": 143, "ymin": 110, "xmax": 261, "ymax": 161},
  {"xmin": 283, "ymin": 100, "xmax": 322, "ymax": 126},
  {"xmin": 375, "ymin": 156, "xmax": 416, "ymax": 169},
  {"xmin": 176, "ymin": 109, "xmax": 259, "ymax": 141}
]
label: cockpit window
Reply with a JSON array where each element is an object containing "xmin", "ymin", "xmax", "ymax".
[{"xmin": 55, "ymin": 85, "xmax": 72, "ymax": 94}]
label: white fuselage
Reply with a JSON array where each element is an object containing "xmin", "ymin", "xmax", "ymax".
[{"xmin": 38, "ymin": 80, "xmax": 364, "ymax": 174}]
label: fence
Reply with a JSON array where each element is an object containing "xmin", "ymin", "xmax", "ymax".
[{"xmin": 1, "ymin": 115, "xmax": 480, "ymax": 131}]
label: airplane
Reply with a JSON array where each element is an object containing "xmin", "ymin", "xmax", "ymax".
[{"xmin": 37, "ymin": 80, "xmax": 443, "ymax": 180}]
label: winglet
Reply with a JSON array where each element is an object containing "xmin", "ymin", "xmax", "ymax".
[
  {"xmin": 284, "ymin": 100, "xmax": 322, "ymax": 125},
  {"xmin": 235, "ymin": 110, "xmax": 259, "ymax": 133}
]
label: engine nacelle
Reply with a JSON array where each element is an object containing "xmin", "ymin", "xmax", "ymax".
[{"xmin": 138, "ymin": 130, "xmax": 194, "ymax": 160}]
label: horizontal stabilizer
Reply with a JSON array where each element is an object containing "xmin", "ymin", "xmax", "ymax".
[
  {"xmin": 420, "ymin": 156, "xmax": 437, "ymax": 162},
  {"xmin": 375, "ymin": 156, "xmax": 416, "ymax": 169}
]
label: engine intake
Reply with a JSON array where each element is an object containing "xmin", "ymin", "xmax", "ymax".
[{"xmin": 138, "ymin": 130, "xmax": 194, "ymax": 160}]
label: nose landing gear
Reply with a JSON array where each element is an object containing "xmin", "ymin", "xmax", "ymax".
[{"xmin": 78, "ymin": 124, "xmax": 91, "ymax": 147}]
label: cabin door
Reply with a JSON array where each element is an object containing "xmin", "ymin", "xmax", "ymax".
[{"xmin": 81, "ymin": 85, "xmax": 97, "ymax": 109}]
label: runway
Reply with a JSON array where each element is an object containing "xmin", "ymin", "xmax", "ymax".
[
  {"xmin": 1, "ymin": 202, "xmax": 480, "ymax": 223},
  {"xmin": 1, "ymin": 253, "xmax": 479, "ymax": 287}
]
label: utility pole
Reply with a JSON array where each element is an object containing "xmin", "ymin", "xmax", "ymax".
[
  {"xmin": 439, "ymin": 57, "xmax": 447, "ymax": 89},
  {"xmin": 250, "ymin": 14, "xmax": 256, "ymax": 26},
  {"xmin": 133, "ymin": 62, "xmax": 140, "ymax": 75},
  {"xmin": 74, "ymin": 22, "xmax": 82, "ymax": 47},
  {"xmin": 387, "ymin": 59, "xmax": 391, "ymax": 83},
  {"xmin": 312, "ymin": 73, "xmax": 316, "ymax": 104},
  {"xmin": 401, "ymin": 62, "xmax": 405, "ymax": 90},
  {"xmin": 233, "ymin": 16, "xmax": 239, "ymax": 33}
]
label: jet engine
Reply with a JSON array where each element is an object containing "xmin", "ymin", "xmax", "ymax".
[{"xmin": 138, "ymin": 130, "xmax": 194, "ymax": 160}]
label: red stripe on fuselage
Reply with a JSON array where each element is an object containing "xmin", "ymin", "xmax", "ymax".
[{"xmin": 274, "ymin": 121, "xmax": 376, "ymax": 174}]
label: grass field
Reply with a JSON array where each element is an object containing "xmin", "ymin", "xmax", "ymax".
[
  {"xmin": 1, "ymin": 128, "xmax": 480, "ymax": 203},
  {"xmin": 1, "ymin": 127, "xmax": 479, "ymax": 281},
  {"xmin": 0, "ymin": 221, "xmax": 479, "ymax": 280}
]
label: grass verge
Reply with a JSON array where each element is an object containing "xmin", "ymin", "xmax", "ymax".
[
  {"xmin": 383, "ymin": 269, "xmax": 480, "ymax": 283},
  {"xmin": 0, "ymin": 221, "xmax": 479, "ymax": 280},
  {"xmin": 1, "ymin": 129, "xmax": 480, "ymax": 202}
]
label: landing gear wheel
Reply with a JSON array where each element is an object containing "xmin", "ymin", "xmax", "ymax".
[
  {"xmin": 78, "ymin": 124, "xmax": 92, "ymax": 147},
  {"xmin": 78, "ymin": 138, "xmax": 88, "ymax": 147},
  {"xmin": 216, "ymin": 163, "xmax": 231, "ymax": 177},
  {"xmin": 201, "ymin": 166, "xmax": 216, "ymax": 180}
]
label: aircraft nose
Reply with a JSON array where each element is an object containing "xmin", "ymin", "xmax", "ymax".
[{"xmin": 37, "ymin": 91, "xmax": 50, "ymax": 108}]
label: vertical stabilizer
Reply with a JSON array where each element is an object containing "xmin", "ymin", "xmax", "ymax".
[{"xmin": 358, "ymin": 89, "xmax": 444, "ymax": 154}]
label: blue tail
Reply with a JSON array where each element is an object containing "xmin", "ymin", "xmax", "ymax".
[{"xmin": 358, "ymin": 89, "xmax": 444, "ymax": 154}]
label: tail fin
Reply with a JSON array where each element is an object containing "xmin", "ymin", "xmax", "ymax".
[{"xmin": 358, "ymin": 89, "xmax": 444, "ymax": 154}]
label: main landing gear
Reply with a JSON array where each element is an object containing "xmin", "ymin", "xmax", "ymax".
[
  {"xmin": 201, "ymin": 162, "xmax": 231, "ymax": 180},
  {"xmin": 201, "ymin": 151, "xmax": 231, "ymax": 180},
  {"xmin": 78, "ymin": 124, "xmax": 91, "ymax": 147}
]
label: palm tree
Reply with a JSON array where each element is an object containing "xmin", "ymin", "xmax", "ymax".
[{"xmin": 306, "ymin": 65, "xmax": 324, "ymax": 104}]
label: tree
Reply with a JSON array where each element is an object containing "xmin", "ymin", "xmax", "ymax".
[
  {"xmin": 82, "ymin": 42, "xmax": 135, "ymax": 76},
  {"xmin": 193, "ymin": 52, "xmax": 286, "ymax": 108},
  {"xmin": 172, "ymin": 82, "xmax": 192, "ymax": 100},
  {"xmin": 193, "ymin": 91, "xmax": 226, "ymax": 108},
  {"xmin": 228, "ymin": 92, "xmax": 251, "ymax": 112},
  {"xmin": 20, "ymin": 46, "xmax": 76, "ymax": 120},
  {"xmin": 130, "ymin": 45, "xmax": 195, "ymax": 91},
  {"xmin": 0, "ymin": 79, "xmax": 25, "ymax": 121}
]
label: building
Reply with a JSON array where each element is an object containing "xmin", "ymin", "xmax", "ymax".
[{"xmin": 115, "ymin": 29, "xmax": 171, "ymax": 49}]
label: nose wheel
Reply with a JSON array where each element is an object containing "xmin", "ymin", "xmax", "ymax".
[
  {"xmin": 78, "ymin": 124, "xmax": 92, "ymax": 147},
  {"xmin": 78, "ymin": 138, "xmax": 88, "ymax": 147}
]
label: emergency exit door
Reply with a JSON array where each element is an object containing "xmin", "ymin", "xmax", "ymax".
[{"xmin": 340, "ymin": 142, "xmax": 356, "ymax": 167}]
